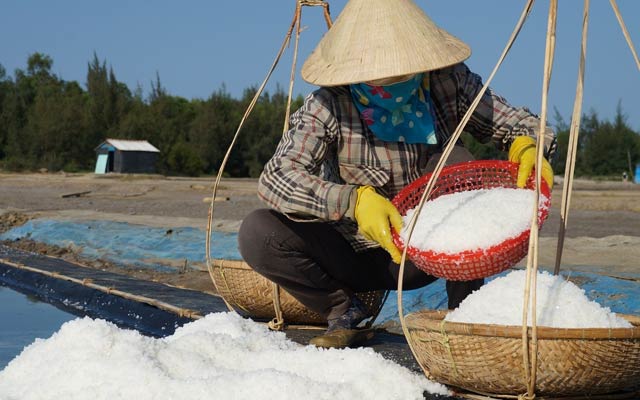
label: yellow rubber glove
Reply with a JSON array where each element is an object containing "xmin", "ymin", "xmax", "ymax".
[
  {"xmin": 354, "ymin": 186, "xmax": 403, "ymax": 263},
  {"xmin": 508, "ymin": 136, "xmax": 554, "ymax": 189}
]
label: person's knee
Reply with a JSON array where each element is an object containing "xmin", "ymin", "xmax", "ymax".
[{"xmin": 238, "ymin": 209, "xmax": 278, "ymax": 271}]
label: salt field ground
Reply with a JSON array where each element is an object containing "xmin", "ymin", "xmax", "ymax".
[
  {"xmin": 1, "ymin": 171, "xmax": 639, "ymax": 277},
  {"xmin": 0, "ymin": 171, "xmax": 638, "ymax": 398}
]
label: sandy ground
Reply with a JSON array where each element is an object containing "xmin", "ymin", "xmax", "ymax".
[{"xmin": 1, "ymin": 171, "xmax": 639, "ymax": 291}]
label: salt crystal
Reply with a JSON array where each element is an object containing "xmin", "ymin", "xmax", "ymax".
[
  {"xmin": 445, "ymin": 270, "xmax": 632, "ymax": 328},
  {"xmin": 400, "ymin": 188, "xmax": 543, "ymax": 254},
  {"xmin": 0, "ymin": 312, "xmax": 449, "ymax": 399}
]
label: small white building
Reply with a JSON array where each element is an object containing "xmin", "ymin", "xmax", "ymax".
[{"xmin": 94, "ymin": 139, "xmax": 160, "ymax": 174}]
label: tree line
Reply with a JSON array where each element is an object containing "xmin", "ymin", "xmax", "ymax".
[
  {"xmin": 0, "ymin": 53, "xmax": 303, "ymax": 177},
  {"xmin": 463, "ymin": 102, "xmax": 640, "ymax": 180},
  {"xmin": 0, "ymin": 53, "xmax": 638, "ymax": 178}
]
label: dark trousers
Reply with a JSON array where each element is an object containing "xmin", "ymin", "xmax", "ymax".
[
  {"xmin": 239, "ymin": 209, "xmax": 483, "ymax": 320},
  {"xmin": 238, "ymin": 147, "xmax": 483, "ymax": 320}
]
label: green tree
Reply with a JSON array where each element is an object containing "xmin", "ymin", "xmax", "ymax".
[
  {"xmin": 236, "ymin": 85, "xmax": 305, "ymax": 177},
  {"xmin": 6, "ymin": 51, "xmax": 635, "ymax": 178},
  {"xmin": 461, "ymin": 132, "xmax": 503, "ymax": 161},
  {"xmin": 24, "ymin": 79, "xmax": 89, "ymax": 171},
  {"xmin": 26, "ymin": 53, "xmax": 54, "ymax": 85},
  {"xmin": 581, "ymin": 103, "xmax": 639, "ymax": 176},
  {"xmin": 2, "ymin": 53, "xmax": 59, "ymax": 169},
  {"xmin": 0, "ymin": 63, "xmax": 10, "ymax": 159},
  {"xmin": 189, "ymin": 87, "xmax": 242, "ymax": 175},
  {"xmin": 166, "ymin": 140, "xmax": 204, "ymax": 176},
  {"xmin": 551, "ymin": 106, "xmax": 570, "ymax": 174},
  {"xmin": 147, "ymin": 94, "xmax": 197, "ymax": 173},
  {"xmin": 86, "ymin": 53, "xmax": 111, "ymax": 143}
]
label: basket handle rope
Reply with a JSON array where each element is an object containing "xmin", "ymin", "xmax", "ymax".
[
  {"xmin": 554, "ymin": 0, "xmax": 639, "ymax": 275},
  {"xmin": 553, "ymin": 0, "xmax": 590, "ymax": 276},
  {"xmin": 520, "ymin": 1, "xmax": 558, "ymax": 397},
  {"xmin": 205, "ymin": 1, "xmax": 332, "ymax": 322},
  {"xmin": 396, "ymin": 0, "xmax": 535, "ymax": 388},
  {"xmin": 554, "ymin": 0, "xmax": 640, "ymax": 274},
  {"xmin": 268, "ymin": 282, "xmax": 285, "ymax": 331},
  {"xmin": 610, "ymin": 0, "xmax": 640, "ymax": 71}
]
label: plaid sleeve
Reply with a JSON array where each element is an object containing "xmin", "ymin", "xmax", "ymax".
[
  {"xmin": 257, "ymin": 90, "xmax": 356, "ymax": 221},
  {"xmin": 453, "ymin": 63, "xmax": 557, "ymax": 156}
]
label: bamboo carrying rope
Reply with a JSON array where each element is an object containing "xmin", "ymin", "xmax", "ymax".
[
  {"xmin": 610, "ymin": 0, "xmax": 640, "ymax": 71},
  {"xmin": 552, "ymin": 0, "xmax": 639, "ymax": 288},
  {"xmin": 552, "ymin": 0, "xmax": 640, "ymax": 275},
  {"xmin": 268, "ymin": 2, "xmax": 336, "ymax": 331},
  {"xmin": 202, "ymin": 1, "xmax": 392, "ymax": 331},
  {"xmin": 521, "ymin": 1, "xmax": 557, "ymax": 397},
  {"xmin": 553, "ymin": 0, "xmax": 589, "ymax": 275},
  {"xmin": 396, "ymin": 0, "xmax": 536, "ymax": 384},
  {"xmin": 205, "ymin": 1, "xmax": 331, "ymax": 314}
]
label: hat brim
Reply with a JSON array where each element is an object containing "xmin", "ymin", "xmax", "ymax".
[{"xmin": 301, "ymin": 0, "xmax": 471, "ymax": 86}]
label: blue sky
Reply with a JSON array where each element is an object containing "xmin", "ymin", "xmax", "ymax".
[{"xmin": 1, "ymin": 1, "xmax": 639, "ymax": 129}]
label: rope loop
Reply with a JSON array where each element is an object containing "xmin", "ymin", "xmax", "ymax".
[
  {"xmin": 299, "ymin": 0, "xmax": 327, "ymax": 6},
  {"xmin": 268, "ymin": 318, "xmax": 285, "ymax": 331},
  {"xmin": 269, "ymin": 282, "xmax": 285, "ymax": 331},
  {"xmin": 438, "ymin": 320, "xmax": 459, "ymax": 377}
]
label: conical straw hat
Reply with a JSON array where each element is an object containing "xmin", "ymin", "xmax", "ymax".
[{"xmin": 301, "ymin": 0, "xmax": 471, "ymax": 86}]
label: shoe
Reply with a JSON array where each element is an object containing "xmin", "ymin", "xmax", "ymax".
[
  {"xmin": 326, "ymin": 296, "xmax": 369, "ymax": 333},
  {"xmin": 308, "ymin": 328, "xmax": 375, "ymax": 349},
  {"xmin": 309, "ymin": 297, "xmax": 373, "ymax": 349}
]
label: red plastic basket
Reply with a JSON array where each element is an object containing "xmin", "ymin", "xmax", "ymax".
[{"xmin": 391, "ymin": 160, "xmax": 551, "ymax": 281}]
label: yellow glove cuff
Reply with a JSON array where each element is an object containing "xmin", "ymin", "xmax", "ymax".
[
  {"xmin": 508, "ymin": 136, "xmax": 554, "ymax": 188},
  {"xmin": 508, "ymin": 135, "xmax": 536, "ymax": 163}
]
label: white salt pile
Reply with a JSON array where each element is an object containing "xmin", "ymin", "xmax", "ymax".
[
  {"xmin": 400, "ymin": 188, "xmax": 543, "ymax": 254},
  {"xmin": 445, "ymin": 270, "xmax": 632, "ymax": 328},
  {"xmin": 0, "ymin": 312, "xmax": 448, "ymax": 400}
]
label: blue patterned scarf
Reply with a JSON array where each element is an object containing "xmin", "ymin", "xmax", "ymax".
[{"xmin": 350, "ymin": 73, "xmax": 437, "ymax": 144}]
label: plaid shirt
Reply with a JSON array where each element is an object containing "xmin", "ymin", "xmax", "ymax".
[{"xmin": 258, "ymin": 63, "xmax": 556, "ymax": 252}]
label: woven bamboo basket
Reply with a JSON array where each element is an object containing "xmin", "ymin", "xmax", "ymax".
[
  {"xmin": 404, "ymin": 310, "xmax": 640, "ymax": 397},
  {"xmin": 210, "ymin": 259, "xmax": 386, "ymax": 325}
]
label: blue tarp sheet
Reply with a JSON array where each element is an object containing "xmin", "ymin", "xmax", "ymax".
[
  {"xmin": 0, "ymin": 219, "xmax": 241, "ymax": 271},
  {"xmin": 1, "ymin": 219, "xmax": 637, "ymax": 321}
]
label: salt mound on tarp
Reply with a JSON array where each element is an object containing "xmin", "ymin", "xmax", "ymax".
[
  {"xmin": 0, "ymin": 312, "xmax": 448, "ymax": 400},
  {"xmin": 445, "ymin": 270, "xmax": 632, "ymax": 328},
  {"xmin": 400, "ymin": 188, "xmax": 542, "ymax": 254}
]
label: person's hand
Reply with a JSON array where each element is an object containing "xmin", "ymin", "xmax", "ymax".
[
  {"xmin": 508, "ymin": 136, "xmax": 554, "ymax": 188},
  {"xmin": 354, "ymin": 186, "xmax": 403, "ymax": 263}
]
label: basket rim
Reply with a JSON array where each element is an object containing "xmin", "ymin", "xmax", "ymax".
[
  {"xmin": 405, "ymin": 309, "xmax": 640, "ymax": 339},
  {"xmin": 212, "ymin": 259, "xmax": 250, "ymax": 270}
]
